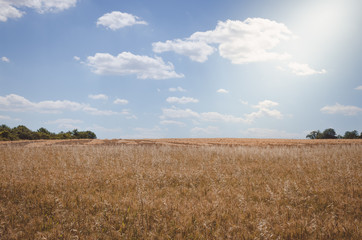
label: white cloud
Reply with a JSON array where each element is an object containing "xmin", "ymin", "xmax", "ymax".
[
  {"xmin": 73, "ymin": 56, "xmax": 80, "ymax": 61},
  {"xmin": 239, "ymin": 99, "xmax": 248, "ymax": 105},
  {"xmin": 217, "ymin": 88, "xmax": 229, "ymax": 94},
  {"xmin": 114, "ymin": 98, "xmax": 129, "ymax": 105},
  {"xmin": 191, "ymin": 126, "xmax": 220, "ymax": 136},
  {"xmin": 1, "ymin": 56, "xmax": 10, "ymax": 62},
  {"xmin": 46, "ymin": 118, "xmax": 83, "ymax": 125},
  {"xmin": 241, "ymin": 128, "xmax": 301, "ymax": 139},
  {"xmin": 0, "ymin": 94, "xmax": 119, "ymax": 116},
  {"xmin": 0, "ymin": 115, "xmax": 20, "ymax": 121},
  {"xmin": 169, "ymin": 86, "xmax": 186, "ymax": 92},
  {"xmin": 160, "ymin": 120, "xmax": 186, "ymax": 127},
  {"xmin": 45, "ymin": 118, "xmax": 83, "ymax": 130},
  {"xmin": 88, "ymin": 94, "xmax": 108, "ymax": 100},
  {"xmin": 153, "ymin": 39, "xmax": 216, "ymax": 62},
  {"xmin": 0, "ymin": 1, "xmax": 23, "ymax": 22},
  {"xmin": 97, "ymin": 11, "xmax": 147, "ymax": 30},
  {"xmin": 321, "ymin": 103, "xmax": 362, "ymax": 116},
  {"xmin": 0, "ymin": 115, "xmax": 11, "ymax": 120},
  {"xmin": 0, "ymin": 0, "xmax": 77, "ymax": 21},
  {"xmin": 82, "ymin": 106, "xmax": 119, "ymax": 116},
  {"xmin": 86, "ymin": 52, "xmax": 184, "ymax": 80},
  {"xmin": 161, "ymin": 107, "xmax": 200, "ymax": 119},
  {"xmin": 244, "ymin": 100, "xmax": 283, "ymax": 123},
  {"xmin": 288, "ymin": 62, "xmax": 326, "ymax": 76},
  {"xmin": 153, "ymin": 18, "xmax": 294, "ymax": 64},
  {"xmin": 355, "ymin": 86, "xmax": 362, "ymax": 90},
  {"xmin": 166, "ymin": 96, "xmax": 199, "ymax": 104},
  {"xmin": 200, "ymin": 112, "xmax": 247, "ymax": 123},
  {"xmin": 89, "ymin": 124, "xmax": 123, "ymax": 136},
  {"xmin": 131, "ymin": 126, "xmax": 164, "ymax": 139},
  {"xmin": 253, "ymin": 100, "xmax": 279, "ymax": 109},
  {"xmin": 161, "ymin": 100, "xmax": 282, "ymax": 124}
]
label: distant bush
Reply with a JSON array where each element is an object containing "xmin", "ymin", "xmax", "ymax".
[
  {"xmin": 0, "ymin": 124, "xmax": 96, "ymax": 141},
  {"xmin": 306, "ymin": 128, "xmax": 362, "ymax": 139}
]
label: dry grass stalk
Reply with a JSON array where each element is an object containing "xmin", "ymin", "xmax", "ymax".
[{"xmin": 0, "ymin": 140, "xmax": 361, "ymax": 239}]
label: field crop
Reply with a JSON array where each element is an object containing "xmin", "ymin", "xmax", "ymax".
[{"xmin": 0, "ymin": 139, "xmax": 361, "ymax": 239}]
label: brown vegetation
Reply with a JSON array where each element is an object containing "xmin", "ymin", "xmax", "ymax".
[{"xmin": 0, "ymin": 139, "xmax": 361, "ymax": 239}]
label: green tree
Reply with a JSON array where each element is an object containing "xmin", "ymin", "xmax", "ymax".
[
  {"xmin": 0, "ymin": 124, "xmax": 11, "ymax": 132},
  {"xmin": 77, "ymin": 131, "xmax": 97, "ymax": 139},
  {"xmin": 322, "ymin": 128, "xmax": 337, "ymax": 139},
  {"xmin": 36, "ymin": 127, "xmax": 52, "ymax": 139},
  {"xmin": 306, "ymin": 130, "xmax": 322, "ymax": 139},
  {"xmin": 344, "ymin": 130, "xmax": 359, "ymax": 139},
  {"xmin": 12, "ymin": 125, "xmax": 34, "ymax": 140}
]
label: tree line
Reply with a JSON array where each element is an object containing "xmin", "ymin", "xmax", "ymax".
[
  {"xmin": 0, "ymin": 124, "xmax": 96, "ymax": 141},
  {"xmin": 306, "ymin": 128, "xmax": 362, "ymax": 139}
]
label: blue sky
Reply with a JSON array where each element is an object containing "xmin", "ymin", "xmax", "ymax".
[{"xmin": 0, "ymin": 0, "xmax": 361, "ymax": 139}]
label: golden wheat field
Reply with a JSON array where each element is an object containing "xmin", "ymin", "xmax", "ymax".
[{"xmin": 0, "ymin": 139, "xmax": 361, "ymax": 239}]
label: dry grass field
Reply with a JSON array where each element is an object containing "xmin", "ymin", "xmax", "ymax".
[{"xmin": 0, "ymin": 139, "xmax": 361, "ymax": 239}]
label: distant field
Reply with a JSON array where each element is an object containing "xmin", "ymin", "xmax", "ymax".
[{"xmin": 0, "ymin": 139, "xmax": 361, "ymax": 239}]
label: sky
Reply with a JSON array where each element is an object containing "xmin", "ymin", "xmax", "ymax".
[{"xmin": 0, "ymin": 0, "xmax": 361, "ymax": 139}]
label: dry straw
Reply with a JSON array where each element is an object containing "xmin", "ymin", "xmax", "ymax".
[{"xmin": 0, "ymin": 139, "xmax": 361, "ymax": 239}]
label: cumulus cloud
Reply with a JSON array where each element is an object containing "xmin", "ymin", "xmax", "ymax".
[
  {"xmin": 244, "ymin": 100, "xmax": 283, "ymax": 122},
  {"xmin": 321, "ymin": 103, "xmax": 362, "ymax": 116},
  {"xmin": 153, "ymin": 18, "xmax": 294, "ymax": 64},
  {"xmin": 0, "ymin": 0, "xmax": 77, "ymax": 21},
  {"xmin": 1, "ymin": 56, "xmax": 10, "ymax": 62},
  {"xmin": 131, "ymin": 126, "xmax": 164, "ymax": 139},
  {"xmin": 88, "ymin": 94, "xmax": 108, "ymax": 100},
  {"xmin": 114, "ymin": 98, "xmax": 129, "ymax": 105},
  {"xmin": 241, "ymin": 128, "xmax": 301, "ymax": 139},
  {"xmin": 0, "ymin": 114, "xmax": 20, "ymax": 121},
  {"xmin": 200, "ymin": 112, "xmax": 247, "ymax": 123},
  {"xmin": 73, "ymin": 56, "xmax": 80, "ymax": 61},
  {"xmin": 160, "ymin": 120, "xmax": 186, "ymax": 127},
  {"xmin": 97, "ymin": 11, "xmax": 147, "ymax": 30},
  {"xmin": 288, "ymin": 62, "xmax": 326, "ymax": 76},
  {"xmin": 217, "ymin": 88, "xmax": 229, "ymax": 94},
  {"xmin": 191, "ymin": 126, "xmax": 220, "ymax": 136},
  {"xmin": 86, "ymin": 52, "xmax": 184, "ymax": 80},
  {"xmin": 153, "ymin": 39, "xmax": 216, "ymax": 62},
  {"xmin": 0, "ymin": 94, "xmax": 119, "ymax": 115},
  {"xmin": 161, "ymin": 107, "xmax": 200, "ymax": 119},
  {"xmin": 169, "ymin": 86, "xmax": 186, "ymax": 92},
  {"xmin": 45, "ymin": 118, "xmax": 83, "ymax": 130},
  {"xmin": 355, "ymin": 86, "xmax": 362, "ymax": 90},
  {"xmin": 166, "ymin": 96, "xmax": 199, "ymax": 104},
  {"xmin": 160, "ymin": 100, "xmax": 283, "ymax": 124},
  {"xmin": 0, "ymin": 2, "xmax": 23, "ymax": 22},
  {"xmin": 239, "ymin": 99, "xmax": 249, "ymax": 105}
]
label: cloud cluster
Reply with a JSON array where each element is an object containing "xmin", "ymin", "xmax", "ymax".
[
  {"xmin": 0, "ymin": 0, "xmax": 77, "ymax": 21},
  {"xmin": 1, "ymin": 56, "xmax": 10, "ymax": 62},
  {"xmin": 0, "ymin": 94, "xmax": 119, "ymax": 115},
  {"xmin": 45, "ymin": 118, "xmax": 83, "ymax": 130},
  {"xmin": 97, "ymin": 11, "xmax": 147, "ymax": 30},
  {"xmin": 217, "ymin": 89, "xmax": 229, "ymax": 94},
  {"xmin": 86, "ymin": 52, "xmax": 184, "ymax": 80},
  {"xmin": 288, "ymin": 62, "xmax": 326, "ymax": 76},
  {"xmin": 166, "ymin": 96, "xmax": 199, "ymax": 104},
  {"xmin": 169, "ymin": 86, "xmax": 186, "ymax": 92},
  {"xmin": 153, "ymin": 18, "xmax": 294, "ymax": 64},
  {"xmin": 114, "ymin": 98, "xmax": 129, "ymax": 105},
  {"xmin": 160, "ymin": 100, "xmax": 283, "ymax": 124},
  {"xmin": 241, "ymin": 128, "xmax": 300, "ymax": 139},
  {"xmin": 153, "ymin": 39, "xmax": 215, "ymax": 63},
  {"xmin": 191, "ymin": 126, "xmax": 220, "ymax": 136},
  {"xmin": 88, "ymin": 94, "xmax": 108, "ymax": 100},
  {"xmin": 321, "ymin": 103, "xmax": 362, "ymax": 116}
]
